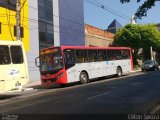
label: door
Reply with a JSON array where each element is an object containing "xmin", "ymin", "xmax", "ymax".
[
  {"xmin": 107, "ymin": 50, "xmax": 117, "ymax": 75},
  {"xmin": 64, "ymin": 49, "xmax": 76, "ymax": 83},
  {"xmin": 88, "ymin": 50, "xmax": 99, "ymax": 78},
  {"xmin": 10, "ymin": 46, "xmax": 28, "ymax": 87},
  {"xmin": 0, "ymin": 45, "xmax": 13, "ymax": 92}
]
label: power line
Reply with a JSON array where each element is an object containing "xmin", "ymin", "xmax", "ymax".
[
  {"xmin": 20, "ymin": 0, "xmax": 27, "ymax": 12},
  {"xmin": 2, "ymin": 15, "xmax": 85, "ymax": 35},
  {"xmin": 1, "ymin": 13, "xmax": 113, "ymax": 41},
  {"xmin": 5, "ymin": 8, "xmax": 15, "ymax": 41},
  {"xmin": 0, "ymin": 1, "xmax": 114, "ymax": 41},
  {"xmin": 85, "ymin": 0, "xmax": 130, "ymax": 21},
  {"xmin": 92, "ymin": 0, "xmax": 130, "ymax": 18},
  {"xmin": 23, "ymin": 3, "xmax": 84, "ymax": 27}
]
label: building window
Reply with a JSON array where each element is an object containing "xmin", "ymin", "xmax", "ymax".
[
  {"xmin": 38, "ymin": 0, "xmax": 53, "ymax": 22},
  {"xmin": 14, "ymin": 26, "xmax": 24, "ymax": 38},
  {"xmin": 38, "ymin": 0, "xmax": 54, "ymax": 50},
  {"xmin": 0, "ymin": 0, "xmax": 16, "ymax": 11}
]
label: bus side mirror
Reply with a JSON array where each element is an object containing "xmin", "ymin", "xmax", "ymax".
[{"xmin": 35, "ymin": 57, "xmax": 40, "ymax": 67}]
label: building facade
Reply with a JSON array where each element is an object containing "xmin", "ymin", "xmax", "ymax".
[
  {"xmin": 0, "ymin": 0, "xmax": 30, "ymax": 51},
  {"xmin": 106, "ymin": 19, "xmax": 123, "ymax": 34},
  {"xmin": 0, "ymin": 0, "xmax": 85, "ymax": 82},
  {"xmin": 85, "ymin": 24, "xmax": 114, "ymax": 47}
]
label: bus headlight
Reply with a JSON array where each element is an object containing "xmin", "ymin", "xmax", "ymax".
[{"xmin": 57, "ymin": 72, "xmax": 64, "ymax": 79}]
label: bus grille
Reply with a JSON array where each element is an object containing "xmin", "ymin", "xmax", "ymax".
[{"xmin": 43, "ymin": 78, "xmax": 57, "ymax": 83}]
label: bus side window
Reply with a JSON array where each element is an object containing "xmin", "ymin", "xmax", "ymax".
[
  {"xmin": 98, "ymin": 50, "xmax": 106, "ymax": 61},
  {"xmin": 0, "ymin": 45, "xmax": 11, "ymax": 65},
  {"xmin": 122, "ymin": 50, "xmax": 130, "ymax": 59},
  {"xmin": 115, "ymin": 50, "xmax": 122, "ymax": 60},
  {"xmin": 88, "ymin": 50, "xmax": 98, "ymax": 62},
  {"xmin": 10, "ymin": 46, "xmax": 23, "ymax": 64},
  {"xmin": 126, "ymin": 50, "xmax": 130, "ymax": 59},
  {"xmin": 76, "ymin": 50, "xmax": 87, "ymax": 63},
  {"xmin": 107, "ymin": 50, "xmax": 115, "ymax": 60}
]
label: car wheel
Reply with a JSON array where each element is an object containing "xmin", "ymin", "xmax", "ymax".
[{"xmin": 80, "ymin": 72, "xmax": 88, "ymax": 84}]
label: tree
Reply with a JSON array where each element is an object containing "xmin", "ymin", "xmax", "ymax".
[
  {"xmin": 114, "ymin": 24, "xmax": 160, "ymax": 65},
  {"xmin": 120, "ymin": 0, "xmax": 160, "ymax": 19}
]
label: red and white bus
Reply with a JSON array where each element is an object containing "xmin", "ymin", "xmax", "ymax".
[{"xmin": 36, "ymin": 46, "xmax": 133, "ymax": 85}]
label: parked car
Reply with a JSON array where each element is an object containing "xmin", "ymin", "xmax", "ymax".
[{"xmin": 141, "ymin": 60, "xmax": 159, "ymax": 72}]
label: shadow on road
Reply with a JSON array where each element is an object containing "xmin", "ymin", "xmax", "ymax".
[{"xmin": 0, "ymin": 95, "xmax": 20, "ymax": 100}]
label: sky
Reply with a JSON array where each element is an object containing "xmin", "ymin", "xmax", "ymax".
[{"xmin": 84, "ymin": 0, "xmax": 160, "ymax": 30}]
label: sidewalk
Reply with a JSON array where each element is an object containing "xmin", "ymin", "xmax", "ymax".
[
  {"xmin": 25, "ymin": 81, "xmax": 41, "ymax": 88},
  {"xmin": 130, "ymin": 69, "xmax": 141, "ymax": 73}
]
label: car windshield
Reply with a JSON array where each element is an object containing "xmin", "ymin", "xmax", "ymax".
[
  {"xmin": 40, "ymin": 48, "xmax": 63, "ymax": 72},
  {"xmin": 144, "ymin": 60, "xmax": 154, "ymax": 65}
]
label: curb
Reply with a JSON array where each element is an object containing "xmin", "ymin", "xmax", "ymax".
[
  {"xmin": 25, "ymin": 81, "xmax": 41, "ymax": 89},
  {"xmin": 150, "ymin": 104, "xmax": 160, "ymax": 114},
  {"xmin": 131, "ymin": 69, "xmax": 141, "ymax": 73}
]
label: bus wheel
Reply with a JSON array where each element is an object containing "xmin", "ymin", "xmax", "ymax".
[
  {"xmin": 80, "ymin": 72, "xmax": 88, "ymax": 84},
  {"xmin": 117, "ymin": 67, "xmax": 122, "ymax": 77}
]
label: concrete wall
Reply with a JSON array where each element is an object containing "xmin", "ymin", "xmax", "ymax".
[
  {"xmin": 27, "ymin": 0, "xmax": 40, "ymax": 82},
  {"xmin": 85, "ymin": 34, "xmax": 113, "ymax": 47},
  {"xmin": 53, "ymin": 0, "xmax": 60, "ymax": 46},
  {"xmin": 59, "ymin": 0, "xmax": 85, "ymax": 46}
]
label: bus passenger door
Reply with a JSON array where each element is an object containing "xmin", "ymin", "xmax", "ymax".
[
  {"xmin": 107, "ymin": 50, "xmax": 117, "ymax": 75},
  {"xmin": 64, "ymin": 50, "xmax": 76, "ymax": 83},
  {"xmin": 10, "ymin": 46, "xmax": 28, "ymax": 87}
]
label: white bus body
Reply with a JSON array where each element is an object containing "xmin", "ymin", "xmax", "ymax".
[
  {"xmin": 0, "ymin": 40, "xmax": 29, "ymax": 93},
  {"xmin": 66, "ymin": 60, "xmax": 132, "ymax": 83}
]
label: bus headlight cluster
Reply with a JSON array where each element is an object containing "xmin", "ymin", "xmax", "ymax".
[{"xmin": 57, "ymin": 72, "xmax": 64, "ymax": 79}]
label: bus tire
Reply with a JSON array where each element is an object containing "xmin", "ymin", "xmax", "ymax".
[
  {"xmin": 117, "ymin": 67, "xmax": 122, "ymax": 77},
  {"xmin": 80, "ymin": 72, "xmax": 88, "ymax": 84}
]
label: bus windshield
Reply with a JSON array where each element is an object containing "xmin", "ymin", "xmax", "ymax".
[{"xmin": 40, "ymin": 48, "xmax": 63, "ymax": 72}]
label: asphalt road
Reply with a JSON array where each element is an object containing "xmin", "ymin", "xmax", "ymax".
[{"xmin": 0, "ymin": 71, "xmax": 160, "ymax": 120}]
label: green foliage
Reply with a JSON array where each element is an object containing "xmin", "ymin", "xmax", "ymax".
[
  {"xmin": 120, "ymin": 0, "xmax": 160, "ymax": 19},
  {"xmin": 114, "ymin": 24, "xmax": 160, "ymax": 51},
  {"xmin": 114, "ymin": 24, "xmax": 160, "ymax": 65},
  {"xmin": 134, "ymin": 64, "xmax": 141, "ymax": 70}
]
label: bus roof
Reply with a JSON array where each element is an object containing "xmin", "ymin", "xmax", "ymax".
[
  {"xmin": 41, "ymin": 46, "xmax": 131, "ymax": 51},
  {"xmin": 0, "ymin": 40, "xmax": 22, "ymax": 46}
]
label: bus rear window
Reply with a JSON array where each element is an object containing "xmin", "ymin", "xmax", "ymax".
[
  {"xmin": 10, "ymin": 46, "xmax": 23, "ymax": 64},
  {"xmin": 0, "ymin": 46, "xmax": 11, "ymax": 65}
]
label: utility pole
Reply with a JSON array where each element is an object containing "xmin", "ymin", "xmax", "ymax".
[
  {"xmin": 131, "ymin": 14, "xmax": 136, "ymax": 24},
  {"xmin": 16, "ymin": 0, "xmax": 21, "ymax": 41},
  {"xmin": 150, "ymin": 46, "xmax": 153, "ymax": 60}
]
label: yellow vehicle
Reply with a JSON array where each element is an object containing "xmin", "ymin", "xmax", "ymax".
[{"xmin": 0, "ymin": 40, "xmax": 29, "ymax": 93}]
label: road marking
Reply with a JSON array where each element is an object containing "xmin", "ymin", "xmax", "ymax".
[
  {"xmin": 131, "ymin": 82, "xmax": 141, "ymax": 86},
  {"xmin": 110, "ymin": 86, "xmax": 117, "ymax": 89},
  {"xmin": 87, "ymin": 92, "xmax": 109, "ymax": 100}
]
